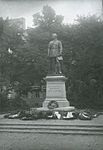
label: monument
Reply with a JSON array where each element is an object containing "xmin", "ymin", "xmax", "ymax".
[
  {"xmin": 31, "ymin": 33, "xmax": 74, "ymax": 113},
  {"xmin": 43, "ymin": 33, "xmax": 74, "ymax": 111}
]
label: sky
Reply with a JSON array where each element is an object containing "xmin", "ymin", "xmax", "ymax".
[{"xmin": 0, "ymin": 0, "xmax": 102, "ymax": 28}]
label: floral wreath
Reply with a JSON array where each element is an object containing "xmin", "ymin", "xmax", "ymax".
[{"xmin": 47, "ymin": 100, "xmax": 59, "ymax": 109}]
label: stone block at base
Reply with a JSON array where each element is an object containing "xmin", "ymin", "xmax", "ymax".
[
  {"xmin": 43, "ymin": 75, "xmax": 70, "ymax": 108},
  {"xmin": 43, "ymin": 100, "xmax": 70, "ymax": 108},
  {"xmin": 30, "ymin": 75, "xmax": 75, "ymax": 115},
  {"xmin": 30, "ymin": 106, "xmax": 75, "ymax": 115},
  {"xmin": 54, "ymin": 106, "xmax": 75, "ymax": 112},
  {"xmin": 30, "ymin": 107, "xmax": 50, "ymax": 114}
]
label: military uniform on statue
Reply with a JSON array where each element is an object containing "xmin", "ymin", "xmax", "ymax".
[{"xmin": 48, "ymin": 33, "xmax": 63, "ymax": 75}]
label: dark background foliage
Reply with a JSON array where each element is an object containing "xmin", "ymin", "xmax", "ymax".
[{"xmin": 0, "ymin": 6, "xmax": 103, "ymax": 111}]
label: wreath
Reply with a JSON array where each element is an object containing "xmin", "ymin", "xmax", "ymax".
[{"xmin": 47, "ymin": 100, "xmax": 59, "ymax": 109}]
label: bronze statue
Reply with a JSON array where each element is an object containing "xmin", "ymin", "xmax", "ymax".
[{"xmin": 48, "ymin": 33, "xmax": 63, "ymax": 75}]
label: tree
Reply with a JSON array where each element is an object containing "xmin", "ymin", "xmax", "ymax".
[
  {"xmin": 33, "ymin": 5, "xmax": 64, "ymax": 30},
  {"xmin": 1, "ymin": 6, "xmax": 103, "ymax": 110},
  {"xmin": 0, "ymin": 17, "xmax": 25, "ymax": 93},
  {"xmin": 26, "ymin": 5, "xmax": 64, "ymax": 83},
  {"xmin": 27, "ymin": 8, "xmax": 103, "ymax": 108}
]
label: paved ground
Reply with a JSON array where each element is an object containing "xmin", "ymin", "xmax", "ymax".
[{"xmin": 0, "ymin": 132, "xmax": 103, "ymax": 150}]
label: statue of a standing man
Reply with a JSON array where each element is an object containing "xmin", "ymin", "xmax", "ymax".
[{"xmin": 48, "ymin": 33, "xmax": 63, "ymax": 75}]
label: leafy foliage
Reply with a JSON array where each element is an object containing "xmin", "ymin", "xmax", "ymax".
[{"xmin": 0, "ymin": 6, "xmax": 103, "ymax": 110}]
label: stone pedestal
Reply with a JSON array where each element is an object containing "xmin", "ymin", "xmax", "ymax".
[
  {"xmin": 43, "ymin": 75, "xmax": 70, "ymax": 108},
  {"xmin": 31, "ymin": 75, "xmax": 75, "ymax": 114}
]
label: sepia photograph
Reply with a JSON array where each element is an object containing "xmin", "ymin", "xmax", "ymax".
[{"xmin": 0, "ymin": 0, "xmax": 103, "ymax": 150}]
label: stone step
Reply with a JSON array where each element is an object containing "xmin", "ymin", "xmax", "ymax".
[
  {"xmin": 0, "ymin": 125, "xmax": 103, "ymax": 131},
  {"xmin": 0, "ymin": 124, "xmax": 103, "ymax": 135},
  {"xmin": 0, "ymin": 123, "xmax": 103, "ymax": 128},
  {"xmin": 0, "ymin": 129, "xmax": 103, "ymax": 135}
]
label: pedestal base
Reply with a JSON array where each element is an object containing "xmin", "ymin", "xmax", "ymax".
[
  {"xmin": 43, "ymin": 75, "xmax": 70, "ymax": 108},
  {"xmin": 31, "ymin": 75, "xmax": 75, "ymax": 115},
  {"xmin": 30, "ymin": 106, "xmax": 75, "ymax": 115},
  {"xmin": 43, "ymin": 99, "xmax": 70, "ymax": 108}
]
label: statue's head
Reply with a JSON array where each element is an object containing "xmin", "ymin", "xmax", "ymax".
[{"xmin": 52, "ymin": 33, "xmax": 57, "ymax": 40}]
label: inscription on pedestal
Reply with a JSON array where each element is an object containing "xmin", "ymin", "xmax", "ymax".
[{"xmin": 47, "ymin": 83, "xmax": 65, "ymax": 98}]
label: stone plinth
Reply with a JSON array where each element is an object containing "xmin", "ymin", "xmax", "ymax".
[{"xmin": 43, "ymin": 75, "xmax": 70, "ymax": 108}]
